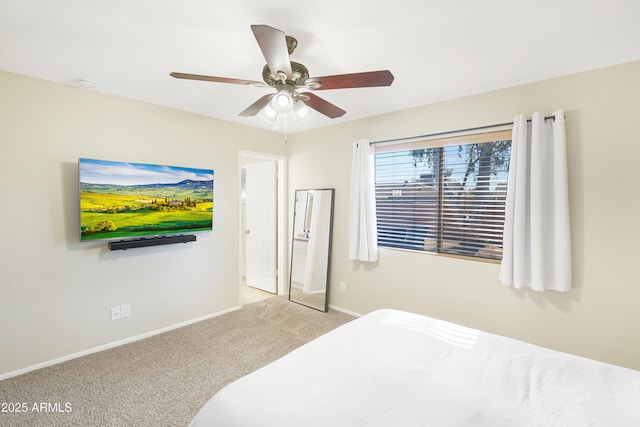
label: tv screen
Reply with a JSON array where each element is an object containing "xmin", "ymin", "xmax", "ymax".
[{"xmin": 79, "ymin": 158, "xmax": 214, "ymax": 241}]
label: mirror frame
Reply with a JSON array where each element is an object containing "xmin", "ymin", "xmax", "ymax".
[{"xmin": 288, "ymin": 188, "xmax": 335, "ymax": 312}]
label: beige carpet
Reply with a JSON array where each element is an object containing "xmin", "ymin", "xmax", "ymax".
[{"xmin": 0, "ymin": 296, "xmax": 354, "ymax": 427}]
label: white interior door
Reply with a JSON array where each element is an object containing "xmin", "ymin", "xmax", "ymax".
[{"xmin": 245, "ymin": 160, "xmax": 277, "ymax": 293}]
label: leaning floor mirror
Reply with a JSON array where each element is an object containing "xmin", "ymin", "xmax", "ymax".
[{"xmin": 289, "ymin": 189, "xmax": 335, "ymax": 312}]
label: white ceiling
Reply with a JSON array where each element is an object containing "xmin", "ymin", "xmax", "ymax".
[{"xmin": 1, "ymin": 1, "xmax": 639, "ymax": 134}]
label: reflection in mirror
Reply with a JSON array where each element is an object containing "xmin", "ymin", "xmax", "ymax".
[{"xmin": 289, "ymin": 189, "xmax": 334, "ymax": 312}]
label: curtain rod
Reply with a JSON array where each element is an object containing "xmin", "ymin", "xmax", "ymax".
[{"xmin": 370, "ymin": 114, "xmax": 556, "ymax": 146}]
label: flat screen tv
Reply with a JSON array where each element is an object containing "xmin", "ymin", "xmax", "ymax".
[{"xmin": 79, "ymin": 158, "xmax": 214, "ymax": 241}]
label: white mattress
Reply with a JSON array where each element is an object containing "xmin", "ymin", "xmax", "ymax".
[{"xmin": 190, "ymin": 309, "xmax": 640, "ymax": 426}]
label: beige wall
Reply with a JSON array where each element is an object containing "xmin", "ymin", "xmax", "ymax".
[
  {"xmin": 287, "ymin": 61, "xmax": 640, "ymax": 370},
  {"xmin": 0, "ymin": 71, "xmax": 285, "ymax": 377}
]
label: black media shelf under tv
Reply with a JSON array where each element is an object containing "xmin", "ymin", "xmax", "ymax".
[{"xmin": 108, "ymin": 235, "xmax": 196, "ymax": 251}]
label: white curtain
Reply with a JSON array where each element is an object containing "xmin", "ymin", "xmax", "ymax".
[
  {"xmin": 349, "ymin": 139, "xmax": 379, "ymax": 262},
  {"xmin": 499, "ymin": 109, "xmax": 571, "ymax": 291}
]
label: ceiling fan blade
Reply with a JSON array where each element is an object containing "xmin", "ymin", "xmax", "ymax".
[
  {"xmin": 170, "ymin": 72, "xmax": 265, "ymax": 87},
  {"xmin": 300, "ymin": 92, "xmax": 346, "ymax": 119},
  {"xmin": 239, "ymin": 94, "xmax": 275, "ymax": 117},
  {"xmin": 305, "ymin": 70, "xmax": 394, "ymax": 90},
  {"xmin": 250, "ymin": 25, "xmax": 292, "ymax": 79}
]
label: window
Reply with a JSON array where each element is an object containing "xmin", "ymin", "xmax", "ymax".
[{"xmin": 374, "ymin": 130, "xmax": 512, "ymax": 261}]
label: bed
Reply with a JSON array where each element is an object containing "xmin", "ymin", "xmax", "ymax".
[{"xmin": 190, "ymin": 309, "xmax": 640, "ymax": 426}]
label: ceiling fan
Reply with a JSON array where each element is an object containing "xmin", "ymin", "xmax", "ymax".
[{"xmin": 170, "ymin": 25, "xmax": 394, "ymax": 119}]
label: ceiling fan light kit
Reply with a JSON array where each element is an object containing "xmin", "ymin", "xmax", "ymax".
[
  {"xmin": 293, "ymin": 101, "xmax": 312, "ymax": 123},
  {"xmin": 171, "ymin": 24, "xmax": 394, "ymax": 124},
  {"xmin": 272, "ymin": 90, "xmax": 294, "ymax": 113},
  {"xmin": 260, "ymin": 104, "xmax": 279, "ymax": 123}
]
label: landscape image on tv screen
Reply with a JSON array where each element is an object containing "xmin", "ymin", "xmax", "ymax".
[{"xmin": 79, "ymin": 158, "xmax": 214, "ymax": 241}]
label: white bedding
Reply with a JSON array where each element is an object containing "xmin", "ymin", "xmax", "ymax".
[{"xmin": 190, "ymin": 309, "xmax": 640, "ymax": 426}]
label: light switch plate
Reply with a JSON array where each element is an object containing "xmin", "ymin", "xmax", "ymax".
[{"xmin": 121, "ymin": 304, "xmax": 131, "ymax": 318}]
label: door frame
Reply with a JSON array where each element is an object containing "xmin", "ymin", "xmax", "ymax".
[{"xmin": 239, "ymin": 150, "xmax": 287, "ymax": 304}]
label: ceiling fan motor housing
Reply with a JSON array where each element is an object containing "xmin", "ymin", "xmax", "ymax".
[{"xmin": 262, "ymin": 62, "xmax": 311, "ymax": 87}]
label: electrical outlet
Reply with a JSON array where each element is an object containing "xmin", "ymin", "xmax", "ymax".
[
  {"xmin": 339, "ymin": 281, "xmax": 347, "ymax": 292},
  {"xmin": 110, "ymin": 306, "xmax": 121, "ymax": 321},
  {"xmin": 120, "ymin": 304, "xmax": 131, "ymax": 318}
]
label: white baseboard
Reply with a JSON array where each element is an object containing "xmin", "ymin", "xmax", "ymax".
[
  {"xmin": 0, "ymin": 305, "xmax": 241, "ymax": 381},
  {"xmin": 328, "ymin": 304, "xmax": 363, "ymax": 318}
]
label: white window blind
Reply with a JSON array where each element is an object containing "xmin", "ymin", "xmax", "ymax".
[{"xmin": 374, "ymin": 130, "xmax": 512, "ymax": 261}]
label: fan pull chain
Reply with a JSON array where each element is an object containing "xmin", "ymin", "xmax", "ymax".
[{"xmin": 283, "ymin": 114, "xmax": 288, "ymax": 143}]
